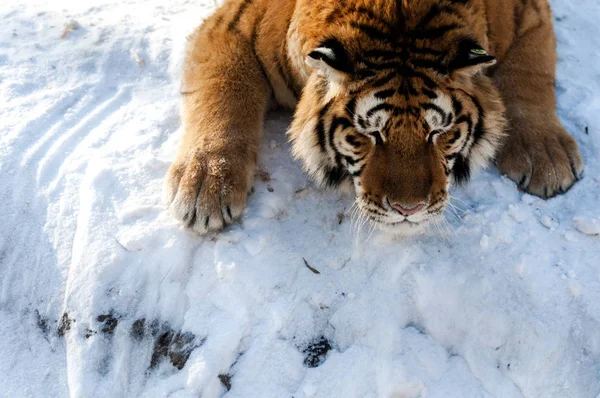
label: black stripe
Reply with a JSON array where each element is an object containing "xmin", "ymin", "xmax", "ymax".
[
  {"xmin": 409, "ymin": 70, "xmax": 437, "ymax": 88},
  {"xmin": 422, "ymin": 103, "xmax": 448, "ymax": 123},
  {"xmin": 374, "ymin": 89, "xmax": 395, "ymax": 99},
  {"xmin": 422, "ymin": 88, "xmax": 438, "ymax": 99},
  {"xmin": 365, "ymin": 45, "xmax": 447, "ymax": 59},
  {"xmin": 351, "ymin": 166, "xmax": 365, "ymax": 177},
  {"xmin": 392, "ymin": 106, "xmax": 421, "ymax": 117},
  {"xmin": 471, "ymin": 96, "xmax": 485, "ymax": 142},
  {"xmin": 330, "ymin": 117, "xmax": 353, "ymax": 132},
  {"xmin": 326, "ymin": 5, "xmax": 395, "ymax": 33},
  {"xmin": 410, "ymin": 57, "xmax": 447, "ymax": 74},
  {"xmin": 428, "ymin": 129, "xmax": 444, "ymax": 144},
  {"xmin": 325, "ymin": 7, "xmax": 342, "ymax": 24},
  {"xmin": 459, "ymin": 118, "xmax": 475, "ymax": 154},
  {"xmin": 398, "ymin": 80, "xmax": 419, "ymax": 97},
  {"xmin": 329, "ymin": 117, "xmax": 351, "ymax": 172},
  {"xmin": 444, "ymin": 112, "xmax": 454, "ymax": 127},
  {"xmin": 364, "ymin": 49, "xmax": 398, "ymax": 59},
  {"xmin": 409, "ymin": 46, "xmax": 447, "ymax": 56},
  {"xmin": 420, "ymin": 5, "xmax": 462, "ymax": 28},
  {"xmin": 443, "ymin": 162, "xmax": 451, "ymax": 176},
  {"xmin": 345, "ymin": 98, "xmax": 357, "ymax": 117},
  {"xmin": 407, "ymin": 24, "xmax": 462, "ymax": 40},
  {"xmin": 359, "ymin": 59, "xmax": 402, "ymax": 71},
  {"xmin": 354, "ymin": 69, "xmax": 436, "ymax": 93},
  {"xmin": 330, "ymin": 117, "xmax": 353, "ymax": 162},
  {"xmin": 323, "ymin": 166, "xmax": 348, "ymax": 187},
  {"xmin": 346, "ymin": 135, "xmax": 362, "ymax": 147},
  {"xmin": 357, "ymin": 117, "xmax": 369, "ymax": 130},
  {"xmin": 228, "ymin": 0, "xmax": 253, "ymax": 31},
  {"xmin": 370, "ymin": 131, "xmax": 384, "ymax": 145},
  {"xmin": 373, "ymin": 64, "xmax": 438, "ymax": 89},
  {"xmin": 350, "ymin": 22, "xmax": 390, "ymax": 42},
  {"xmin": 355, "ymin": 69, "xmax": 377, "ymax": 79},
  {"xmin": 367, "ymin": 103, "xmax": 395, "ymax": 118},
  {"xmin": 454, "ymin": 93, "xmax": 482, "ymax": 156},
  {"xmin": 369, "ymin": 73, "xmax": 397, "ymax": 88},
  {"xmin": 454, "ymin": 115, "xmax": 473, "ymax": 133},
  {"xmin": 315, "ymin": 103, "xmax": 350, "ymax": 189},
  {"xmin": 451, "ymin": 94, "xmax": 463, "ymax": 116},
  {"xmin": 419, "ymin": 5, "xmax": 443, "ymax": 28},
  {"xmin": 354, "ymin": 6, "xmax": 396, "ymax": 31},
  {"xmin": 385, "ymin": 43, "xmax": 448, "ymax": 57},
  {"xmin": 452, "ymin": 154, "xmax": 471, "ymax": 184},
  {"xmin": 344, "ymin": 156, "xmax": 357, "ymax": 166},
  {"xmin": 316, "ymin": 101, "xmax": 333, "ymax": 153},
  {"xmin": 448, "ymin": 130, "xmax": 462, "ymax": 145}
]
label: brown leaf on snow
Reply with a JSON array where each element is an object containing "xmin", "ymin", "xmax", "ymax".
[
  {"xmin": 219, "ymin": 374, "xmax": 232, "ymax": 391},
  {"xmin": 303, "ymin": 258, "xmax": 321, "ymax": 274}
]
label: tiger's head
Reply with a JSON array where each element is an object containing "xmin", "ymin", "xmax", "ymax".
[{"xmin": 287, "ymin": 0, "xmax": 506, "ymax": 234}]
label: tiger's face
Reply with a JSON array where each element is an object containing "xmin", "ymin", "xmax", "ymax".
[{"xmin": 288, "ymin": 35, "xmax": 506, "ymax": 235}]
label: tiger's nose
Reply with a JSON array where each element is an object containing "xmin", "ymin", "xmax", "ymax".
[{"xmin": 390, "ymin": 202, "xmax": 425, "ymax": 216}]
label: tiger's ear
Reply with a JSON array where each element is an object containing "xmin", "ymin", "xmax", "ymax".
[
  {"xmin": 449, "ymin": 39, "xmax": 496, "ymax": 73},
  {"xmin": 306, "ymin": 38, "xmax": 353, "ymax": 79}
]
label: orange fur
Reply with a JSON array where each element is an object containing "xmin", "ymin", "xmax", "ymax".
[{"xmin": 164, "ymin": 0, "xmax": 583, "ymax": 234}]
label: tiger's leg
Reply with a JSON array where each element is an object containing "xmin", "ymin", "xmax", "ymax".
[
  {"xmin": 164, "ymin": 16, "xmax": 271, "ymax": 233},
  {"xmin": 494, "ymin": 2, "xmax": 583, "ymax": 198}
]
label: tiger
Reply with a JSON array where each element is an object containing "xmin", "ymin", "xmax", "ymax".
[{"xmin": 163, "ymin": 0, "xmax": 584, "ymax": 235}]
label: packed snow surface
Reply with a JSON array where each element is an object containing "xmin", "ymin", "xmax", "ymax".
[{"xmin": 1, "ymin": 0, "xmax": 599, "ymax": 397}]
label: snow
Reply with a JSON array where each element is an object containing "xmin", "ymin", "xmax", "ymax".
[
  {"xmin": 574, "ymin": 217, "xmax": 600, "ymax": 236},
  {"xmin": 1, "ymin": 0, "xmax": 599, "ymax": 397}
]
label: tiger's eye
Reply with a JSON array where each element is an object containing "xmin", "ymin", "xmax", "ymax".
[{"xmin": 470, "ymin": 48, "xmax": 487, "ymax": 55}]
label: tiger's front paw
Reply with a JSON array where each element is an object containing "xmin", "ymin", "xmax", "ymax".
[
  {"xmin": 163, "ymin": 147, "xmax": 255, "ymax": 234},
  {"xmin": 497, "ymin": 125, "xmax": 584, "ymax": 199}
]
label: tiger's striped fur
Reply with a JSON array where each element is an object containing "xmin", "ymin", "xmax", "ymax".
[{"xmin": 164, "ymin": 0, "xmax": 583, "ymax": 235}]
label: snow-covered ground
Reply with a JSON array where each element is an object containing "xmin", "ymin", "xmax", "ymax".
[{"xmin": 1, "ymin": 0, "xmax": 599, "ymax": 396}]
